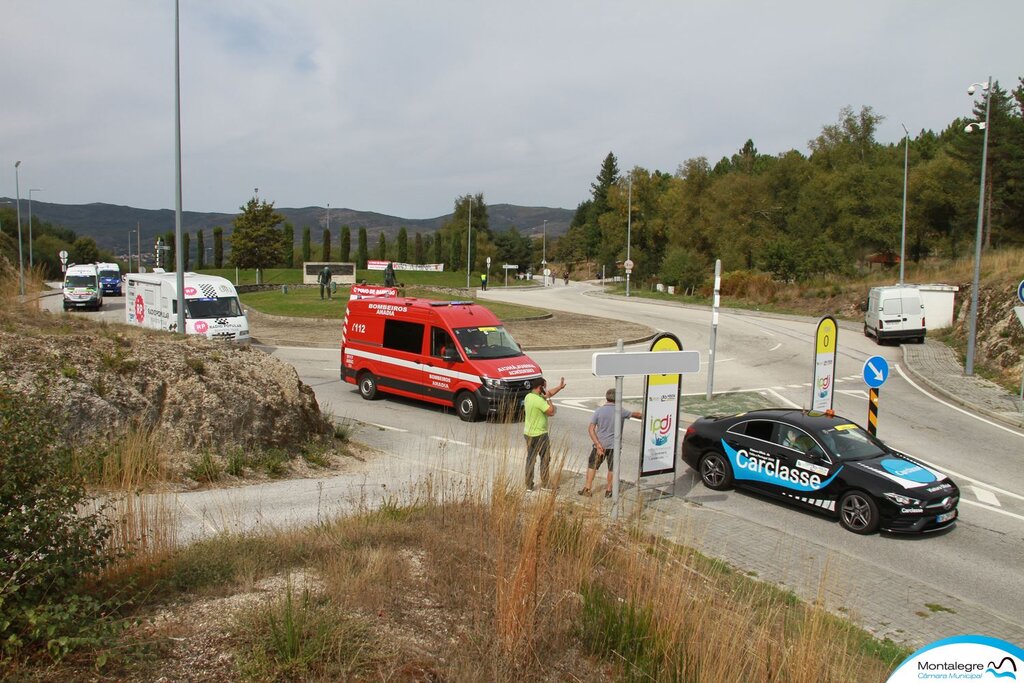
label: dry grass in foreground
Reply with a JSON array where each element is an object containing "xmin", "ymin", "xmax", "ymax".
[{"xmin": 15, "ymin": 473, "xmax": 908, "ymax": 682}]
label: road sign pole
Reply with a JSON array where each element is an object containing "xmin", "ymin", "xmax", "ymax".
[
  {"xmin": 612, "ymin": 339, "xmax": 624, "ymax": 519},
  {"xmin": 706, "ymin": 259, "xmax": 721, "ymax": 401},
  {"xmin": 868, "ymin": 388, "xmax": 880, "ymax": 435}
]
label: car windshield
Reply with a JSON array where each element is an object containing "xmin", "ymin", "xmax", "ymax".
[
  {"xmin": 453, "ymin": 325, "xmax": 523, "ymax": 359},
  {"xmin": 816, "ymin": 423, "xmax": 886, "ymax": 461},
  {"xmin": 185, "ymin": 297, "xmax": 243, "ymax": 319},
  {"xmin": 99, "ymin": 270, "xmax": 119, "ymax": 278},
  {"xmin": 65, "ymin": 276, "xmax": 96, "ymax": 287}
]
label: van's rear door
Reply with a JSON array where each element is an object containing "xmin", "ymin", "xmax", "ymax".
[{"xmin": 881, "ymin": 296, "xmax": 905, "ymax": 331}]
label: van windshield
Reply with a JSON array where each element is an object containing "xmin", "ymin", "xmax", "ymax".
[
  {"xmin": 98, "ymin": 270, "xmax": 119, "ymax": 279},
  {"xmin": 184, "ymin": 297, "xmax": 243, "ymax": 319},
  {"xmin": 65, "ymin": 276, "xmax": 96, "ymax": 287},
  {"xmin": 453, "ymin": 325, "xmax": 523, "ymax": 359}
]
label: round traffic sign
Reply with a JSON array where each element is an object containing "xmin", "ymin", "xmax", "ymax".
[
  {"xmin": 1017, "ymin": 279, "xmax": 1024, "ymax": 304},
  {"xmin": 862, "ymin": 355, "xmax": 889, "ymax": 389},
  {"xmin": 59, "ymin": 250, "xmax": 69, "ymax": 263},
  {"xmin": 624, "ymin": 259, "xmax": 634, "ymax": 270}
]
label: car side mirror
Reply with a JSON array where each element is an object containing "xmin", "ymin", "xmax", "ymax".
[{"xmin": 859, "ymin": 301, "xmax": 868, "ymax": 312}]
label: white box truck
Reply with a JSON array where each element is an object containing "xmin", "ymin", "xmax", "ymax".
[
  {"xmin": 864, "ymin": 285, "xmax": 926, "ymax": 344},
  {"xmin": 125, "ymin": 272, "xmax": 250, "ymax": 342}
]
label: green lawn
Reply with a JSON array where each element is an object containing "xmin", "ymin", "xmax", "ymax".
[{"xmin": 240, "ymin": 285, "xmax": 547, "ymax": 321}]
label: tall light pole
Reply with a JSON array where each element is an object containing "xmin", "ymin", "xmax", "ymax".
[
  {"xmin": 542, "ymin": 219, "xmax": 547, "ymax": 284},
  {"xmin": 626, "ymin": 172, "xmax": 633, "ymax": 298},
  {"xmin": 466, "ymin": 195, "xmax": 473, "ymax": 289},
  {"xmin": 28, "ymin": 188, "xmax": 42, "ymax": 269},
  {"xmin": 899, "ymin": 124, "xmax": 909, "ymax": 285},
  {"xmin": 14, "ymin": 161, "xmax": 24, "ymax": 295},
  {"xmin": 964, "ymin": 78, "xmax": 992, "ymax": 377},
  {"xmin": 173, "ymin": 0, "xmax": 185, "ymax": 334}
]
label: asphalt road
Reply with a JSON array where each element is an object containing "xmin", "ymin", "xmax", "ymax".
[{"xmin": 45, "ymin": 284, "xmax": 1024, "ymax": 648}]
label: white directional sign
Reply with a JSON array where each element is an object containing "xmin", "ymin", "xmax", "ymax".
[{"xmin": 592, "ymin": 350, "xmax": 701, "ymax": 377}]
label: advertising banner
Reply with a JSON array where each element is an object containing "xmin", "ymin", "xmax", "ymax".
[
  {"xmin": 811, "ymin": 316, "xmax": 838, "ymax": 412},
  {"xmin": 640, "ymin": 333, "xmax": 683, "ymax": 477},
  {"xmin": 366, "ymin": 260, "xmax": 444, "ymax": 272}
]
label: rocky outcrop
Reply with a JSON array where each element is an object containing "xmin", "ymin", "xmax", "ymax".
[
  {"xmin": 0, "ymin": 315, "xmax": 333, "ymax": 455},
  {"xmin": 952, "ymin": 277, "xmax": 1024, "ymax": 385}
]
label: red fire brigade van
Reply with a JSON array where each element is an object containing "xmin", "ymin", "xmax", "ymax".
[{"xmin": 340, "ymin": 298, "xmax": 542, "ymax": 421}]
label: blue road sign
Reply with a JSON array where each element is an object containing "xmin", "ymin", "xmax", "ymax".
[
  {"xmin": 863, "ymin": 355, "xmax": 890, "ymax": 389},
  {"xmin": 1017, "ymin": 279, "xmax": 1024, "ymax": 304}
]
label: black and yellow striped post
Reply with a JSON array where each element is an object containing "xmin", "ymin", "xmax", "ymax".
[{"xmin": 867, "ymin": 388, "xmax": 880, "ymax": 435}]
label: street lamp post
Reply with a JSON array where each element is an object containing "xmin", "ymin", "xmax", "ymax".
[
  {"xmin": 14, "ymin": 161, "xmax": 24, "ymax": 295},
  {"xmin": 626, "ymin": 173, "xmax": 633, "ymax": 298},
  {"xmin": 466, "ymin": 196, "xmax": 473, "ymax": 290},
  {"xmin": 964, "ymin": 78, "xmax": 992, "ymax": 377},
  {"xmin": 173, "ymin": 0, "xmax": 185, "ymax": 334},
  {"xmin": 899, "ymin": 125, "xmax": 909, "ymax": 285},
  {"xmin": 129, "ymin": 229, "xmax": 136, "ymax": 273},
  {"xmin": 541, "ymin": 219, "xmax": 547, "ymax": 285},
  {"xmin": 28, "ymin": 188, "xmax": 42, "ymax": 269}
]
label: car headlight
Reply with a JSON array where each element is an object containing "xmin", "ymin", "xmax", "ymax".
[
  {"xmin": 482, "ymin": 377, "xmax": 502, "ymax": 389},
  {"xmin": 883, "ymin": 492, "xmax": 922, "ymax": 507}
]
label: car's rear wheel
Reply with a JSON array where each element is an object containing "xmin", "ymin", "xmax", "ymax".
[
  {"xmin": 699, "ymin": 451, "xmax": 734, "ymax": 491},
  {"xmin": 357, "ymin": 372, "xmax": 378, "ymax": 400},
  {"xmin": 455, "ymin": 391, "xmax": 478, "ymax": 422},
  {"xmin": 839, "ymin": 491, "xmax": 880, "ymax": 534}
]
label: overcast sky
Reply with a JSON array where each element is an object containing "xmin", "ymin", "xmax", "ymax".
[{"xmin": 2, "ymin": 1, "xmax": 1022, "ymax": 219}]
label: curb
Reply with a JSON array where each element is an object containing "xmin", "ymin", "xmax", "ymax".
[{"xmin": 900, "ymin": 345, "xmax": 1024, "ymax": 430}]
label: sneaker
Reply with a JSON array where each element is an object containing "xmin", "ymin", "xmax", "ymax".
[
  {"xmin": 605, "ymin": 490, "xmax": 613, "ymax": 498},
  {"xmin": 542, "ymin": 485, "xmax": 558, "ymax": 492},
  {"xmin": 526, "ymin": 485, "xmax": 535, "ymax": 492},
  {"xmin": 577, "ymin": 488, "xmax": 592, "ymax": 497}
]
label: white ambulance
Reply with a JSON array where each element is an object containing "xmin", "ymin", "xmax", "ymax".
[
  {"xmin": 125, "ymin": 271, "xmax": 250, "ymax": 342},
  {"xmin": 63, "ymin": 263, "xmax": 103, "ymax": 311}
]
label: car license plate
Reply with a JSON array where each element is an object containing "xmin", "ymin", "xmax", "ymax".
[{"xmin": 936, "ymin": 510, "xmax": 956, "ymax": 523}]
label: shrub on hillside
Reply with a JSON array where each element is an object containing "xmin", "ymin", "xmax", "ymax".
[{"xmin": 0, "ymin": 387, "xmax": 120, "ymax": 662}]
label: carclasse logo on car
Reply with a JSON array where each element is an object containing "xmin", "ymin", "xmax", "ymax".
[{"xmin": 723, "ymin": 440, "xmax": 842, "ymax": 492}]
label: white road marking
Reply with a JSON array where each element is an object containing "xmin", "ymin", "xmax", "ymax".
[
  {"xmin": 958, "ymin": 499, "xmax": 1024, "ymax": 522},
  {"xmin": 765, "ymin": 388, "xmax": 801, "ymax": 408},
  {"xmin": 365, "ymin": 422, "xmax": 408, "ymax": 432},
  {"xmin": 971, "ymin": 486, "xmax": 1001, "ymax": 507},
  {"xmin": 836, "ymin": 389, "xmax": 869, "ymax": 399},
  {"xmin": 430, "ymin": 436, "xmax": 470, "ymax": 446},
  {"xmin": 895, "ymin": 364, "xmax": 1024, "ymax": 439},
  {"xmin": 769, "ymin": 343, "xmax": 782, "ymax": 352}
]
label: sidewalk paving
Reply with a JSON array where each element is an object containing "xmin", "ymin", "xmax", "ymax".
[{"xmin": 902, "ymin": 340, "xmax": 1024, "ymax": 430}]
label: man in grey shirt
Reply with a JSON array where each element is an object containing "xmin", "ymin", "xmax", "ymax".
[{"xmin": 579, "ymin": 388, "xmax": 642, "ymax": 497}]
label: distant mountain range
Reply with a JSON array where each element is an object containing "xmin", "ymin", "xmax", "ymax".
[{"xmin": 0, "ymin": 198, "xmax": 574, "ymax": 253}]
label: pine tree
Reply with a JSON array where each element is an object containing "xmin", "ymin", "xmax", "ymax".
[
  {"xmin": 322, "ymin": 229, "xmax": 332, "ymax": 261},
  {"xmin": 357, "ymin": 228, "xmax": 368, "ymax": 269},
  {"xmin": 340, "ymin": 226, "xmax": 351, "ymax": 262}
]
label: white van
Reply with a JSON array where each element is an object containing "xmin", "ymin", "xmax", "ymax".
[
  {"xmin": 864, "ymin": 285, "xmax": 926, "ymax": 344},
  {"xmin": 63, "ymin": 264, "xmax": 103, "ymax": 311},
  {"xmin": 125, "ymin": 272, "xmax": 250, "ymax": 342}
]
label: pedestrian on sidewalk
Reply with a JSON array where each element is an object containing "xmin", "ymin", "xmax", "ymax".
[
  {"xmin": 579, "ymin": 388, "xmax": 641, "ymax": 498},
  {"xmin": 480, "ymin": 272, "xmax": 487, "ymax": 290},
  {"xmin": 523, "ymin": 376, "xmax": 566, "ymax": 491},
  {"xmin": 318, "ymin": 265, "xmax": 333, "ymax": 300}
]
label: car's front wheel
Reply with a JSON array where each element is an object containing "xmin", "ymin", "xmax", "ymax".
[
  {"xmin": 699, "ymin": 451, "xmax": 734, "ymax": 491},
  {"xmin": 839, "ymin": 491, "xmax": 880, "ymax": 534}
]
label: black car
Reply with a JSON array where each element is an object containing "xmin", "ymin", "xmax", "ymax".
[{"xmin": 681, "ymin": 409, "xmax": 959, "ymax": 534}]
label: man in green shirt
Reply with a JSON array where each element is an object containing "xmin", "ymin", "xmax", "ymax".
[{"xmin": 523, "ymin": 375, "xmax": 566, "ymax": 491}]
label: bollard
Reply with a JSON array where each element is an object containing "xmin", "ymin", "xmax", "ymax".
[{"xmin": 281, "ymin": 284, "xmax": 288, "ymax": 294}]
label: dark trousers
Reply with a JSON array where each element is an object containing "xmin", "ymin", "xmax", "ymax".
[
  {"xmin": 524, "ymin": 433, "xmax": 550, "ymax": 489},
  {"xmin": 320, "ymin": 283, "xmax": 330, "ymax": 299}
]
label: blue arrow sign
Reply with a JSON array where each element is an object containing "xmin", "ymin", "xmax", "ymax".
[
  {"xmin": 863, "ymin": 355, "xmax": 889, "ymax": 389},
  {"xmin": 1017, "ymin": 279, "xmax": 1024, "ymax": 304}
]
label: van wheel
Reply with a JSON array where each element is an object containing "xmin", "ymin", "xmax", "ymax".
[
  {"xmin": 358, "ymin": 372, "xmax": 379, "ymax": 400},
  {"xmin": 863, "ymin": 324, "xmax": 871, "ymax": 338},
  {"xmin": 455, "ymin": 391, "xmax": 479, "ymax": 422}
]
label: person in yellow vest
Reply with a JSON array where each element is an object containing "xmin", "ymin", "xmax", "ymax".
[{"xmin": 523, "ymin": 376, "xmax": 566, "ymax": 491}]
